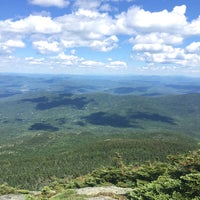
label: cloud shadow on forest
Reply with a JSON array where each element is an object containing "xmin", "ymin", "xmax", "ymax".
[
  {"xmin": 83, "ymin": 112, "xmax": 138, "ymax": 128},
  {"xmin": 36, "ymin": 97, "xmax": 91, "ymax": 110},
  {"xmin": 22, "ymin": 95, "xmax": 93, "ymax": 110},
  {"xmin": 29, "ymin": 123, "xmax": 59, "ymax": 131},
  {"xmin": 128, "ymin": 111, "xmax": 176, "ymax": 125},
  {"xmin": 83, "ymin": 111, "xmax": 176, "ymax": 128},
  {"xmin": 112, "ymin": 87, "xmax": 149, "ymax": 94}
]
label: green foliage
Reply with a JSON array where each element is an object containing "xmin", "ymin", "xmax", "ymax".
[
  {"xmin": 50, "ymin": 190, "xmax": 86, "ymax": 200},
  {"xmin": 0, "ymin": 183, "xmax": 29, "ymax": 195},
  {"xmin": 1, "ymin": 75, "xmax": 200, "ymax": 193},
  {"xmin": 33, "ymin": 148, "xmax": 200, "ymax": 200},
  {"xmin": 0, "ymin": 131, "xmax": 197, "ymax": 190},
  {"xmin": 2, "ymin": 148, "xmax": 200, "ymax": 200},
  {"xmin": 112, "ymin": 152, "xmax": 125, "ymax": 168},
  {"xmin": 127, "ymin": 149, "xmax": 200, "ymax": 200},
  {"xmin": 0, "ymin": 183, "xmax": 17, "ymax": 195},
  {"xmin": 181, "ymin": 173, "xmax": 200, "ymax": 197}
]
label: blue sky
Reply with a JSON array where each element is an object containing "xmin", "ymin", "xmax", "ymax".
[{"xmin": 0, "ymin": 0, "xmax": 200, "ymax": 76}]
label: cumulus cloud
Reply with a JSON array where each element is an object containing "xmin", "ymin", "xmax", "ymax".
[
  {"xmin": 81, "ymin": 60, "xmax": 105, "ymax": 68},
  {"xmin": 186, "ymin": 42, "xmax": 200, "ymax": 53},
  {"xmin": 135, "ymin": 44, "xmax": 200, "ymax": 68},
  {"xmin": 106, "ymin": 61, "xmax": 127, "ymax": 69},
  {"xmin": 54, "ymin": 9, "xmax": 117, "ymax": 50},
  {"xmin": 1, "ymin": 15, "xmax": 61, "ymax": 34},
  {"xmin": 90, "ymin": 35, "xmax": 118, "ymax": 51},
  {"xmin": 133, "ymin": 43, "xmax": 174, "ymax": 53},
  {"xmin": 185, "ymin": 16, "xmax": 200, "ymax": 35},
  {"xmin": 56, "ymin": 9, "xmax": 115, "ymax": 36},
  {"xmin": 33, "ymin": 41, "xmax": 60, "ymax": 54},
  {"xmin": 29, "ymin": 0, "xmax": 69, "ymax": 8},
  {"xmin": 115, "ymin": 5, "xmax": 187, "ymax": 34},
  {"xmin": 25, "ymin": 57, "xmax": 45, "ymax": 65},
  {"xmin": 49, "ymin": 52, "xmax": 127, "ymax": 72},
  {"xmin": 80, "ymin": 60, "xmax": 127, "ymax": 69},
  {"xmin": 4, "ymin": 40, "xmax": 25, "ymax": 48},
  {"xmin": 1, "ymin": 3, "xmax": 200, "ymax": 74},
  {"xmin": 56, "ymin": 52, "xmax": 83, "ymax": 65},
  {"xmin": 73, "ymin": 0, "xmax": 101, "ymax": 10},
  {"xmin": 72, "ymin": 0, "xmax": 133, "ymax": 11},
  {"xmin": 0, "ymin": 39, "xmax": 25, "ymax": 53},
  {"xmin": 127, "ymin": 5, "xmax": 200, "ymax": 69},
  {"xmin": 99, "ymin": 3, "xmax": 113, "ymax": 12},
  {"xmin": 131, "ymin": 33, "xmax": 183, "ymax": 46}
]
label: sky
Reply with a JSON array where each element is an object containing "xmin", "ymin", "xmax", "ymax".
[{"xmin": 0, "ymin": 0, "xmax": 200, "ymax": 76}]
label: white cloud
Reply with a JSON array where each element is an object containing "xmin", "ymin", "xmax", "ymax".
[
  {"xmin": 99, "ymin": 3, "xmax": 112, "ymax": 12},
  {"xmin": 185, "ymin": 16, "xmax": 200, "ymax": 35},
  {"xmin": 72, "ymin": 0, "xmax": 134, "ymax": 12},
  {"xmin": 70, "ymin": 49, "xmax": 76, "ymax": 55},
  {"xmin": 132, "ymin": 33, "xmax": 183, "ymax": 46},
  {"xmin": 56, "ymin": 9, "xmax": 115, "ymax": 36},
  {"xmin": 73, "ymin": 0, "xmax": 101, "ymax": 10},
  {"xmin": 115, "ymin": 5, "xmax": 187, "ymax": 34},
  {"xmin": 29, "ymin": 0, "xmax": 69, "ymax": 8},
  {"xmin": 1, "ymin": 3, "xmax": 200, "ymax": 75},
  {"xmin": 79, "ymin": 59, "xmax": 127, "ymax": 70},
  {"xmin": 25, "ymin": 57, "xmax": 45, "ymax": 65},
  {"xmin": 81, "ymin": 60, "xmax": 104, "ymax": 67},
  {"xmin": 33, "ymin": 41, "xmax": 60, "ymax": 54},
  {"xmin": 5, "ymin": 40, "xmax": 25, "ymax": 48},
  {"xmin": 51, "ymin": 52, "xmax": 127, "ymax": 71},
  {"xmin": 0, "ymin": 39, "xmax": 25, "ymax": 53},
  {"xmin": 54, "ymin": 52, "xmax": 127, "ymax": 70},
  {"xmin": 90, "ymin": 35, "xmax": 118, "ymax": 51},
  {"xmin": 75, "ymin": 9, "xmax": 100, "ymax": 18},
  {"xmin": 1, "ymin": 15, "xmax": 61, "ymax": 34},
  {"xmin": 138, "ymin": 46, "xmax": 200, "ymax": 68},
  {"xmin": 0, "ymin": 43, "xmax": 11, "ymax": 53},
  {"xmin": 55, "ymin": 9, "xmax": 117, "ymax": 50},
  {"xmin": 186, "ymin": 42, "xmax": 200, "ymax": 53},
  {"xmin": 133, "ymin": 44, "xmax": 174, "ymax": 53},
  {"xmin": 106, "ymin": 61, "xmax": 127, "ymax": 69},
  {"xmin": 127, "ymin": 5, "xmax": 200, "ymax": 70},
  {"xmin": 55, "ymin": 52, "xmax": 83, "ymax": 65}
]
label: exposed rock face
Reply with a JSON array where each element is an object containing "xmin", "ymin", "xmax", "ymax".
[
  {"xmin": 0, "ymin": 186, "xmax": 132, "ymax": 200},
  {"xmin": 0, "ymin": 194, "xmax": 25, "ymax": 200},
  {"xmin": 76, "ymin": 186, "xmax": 132, "ymax": 195},
  {"xmin": 87, "ymin": 196, "xmax": 115, "ymax": 200},
  {"xmin": 76, "ymin": 186, "xmax": 132, "ymax": 199}
]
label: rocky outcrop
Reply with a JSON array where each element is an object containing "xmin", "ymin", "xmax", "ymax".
[
  {"xmin": 76, "ymin": 186, "xmax": 132, "ymax": 199},
  {"xmin": 0, "ymin": 194, "xmax": 25, "ymax": 200},
  {"xmin": 0, "ymin": 186, "xmax": 132, "ymax": 200}
]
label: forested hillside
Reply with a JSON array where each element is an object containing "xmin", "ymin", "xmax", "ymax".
[
  {"xmin": 1, "ymin": 148, "xmax": 200, "ymax": 200},
  {"xmin": 0, "ymin": 75, "xmax": 200, "ymax": 191}
]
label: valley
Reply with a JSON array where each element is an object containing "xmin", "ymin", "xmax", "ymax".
[{"xmin": 0, "ymin": 74, "xmax": 200, "ymax": 189}]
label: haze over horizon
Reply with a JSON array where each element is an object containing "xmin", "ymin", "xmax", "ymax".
[{"xmin": 0, "ymin": 0, "xmax": 200, "ymax": 76}]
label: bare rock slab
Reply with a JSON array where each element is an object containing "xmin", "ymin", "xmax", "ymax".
[
  {"xmin": 0, "ymin": 194, "xmax": 25, "ymax": 200},
  {"xmin": 86, "ymin": 196, "xmax": 115, "ymax": 200},
  {"xmin": 76, "ymin": 186, "xmax": 132, "ymax": 196}
]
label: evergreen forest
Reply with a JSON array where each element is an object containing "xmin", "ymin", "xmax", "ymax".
[{"xmin": 0, "ymin": 74, "xmax": 200, "ymax": 199}]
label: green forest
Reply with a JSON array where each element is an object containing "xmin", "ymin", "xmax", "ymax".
[
  {"xmin": 0, "ymin": 75, "xmax": 200, "ymax": 199},
  {"xmin": 1, "ymin": 148, "xmax": 200, "ymax": 199},
  {"xmin": 0, "ymin": 131, "xmax": 198, "ymax": 190}
]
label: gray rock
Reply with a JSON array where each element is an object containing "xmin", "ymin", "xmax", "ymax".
[
  {"xmin": 76, "ymin": 186, "xmax": 132, "ymax": 199},
  {"xmin": 76, "ymin": 186, "xmax": 132, "ymax": 196},
  {"xmin": 0, "ymin": 194, "xmax": 25, "ymax": 200},
  {"xmin": 86, "ymin": 196, "xmax": 115, "ymax": 200}
]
